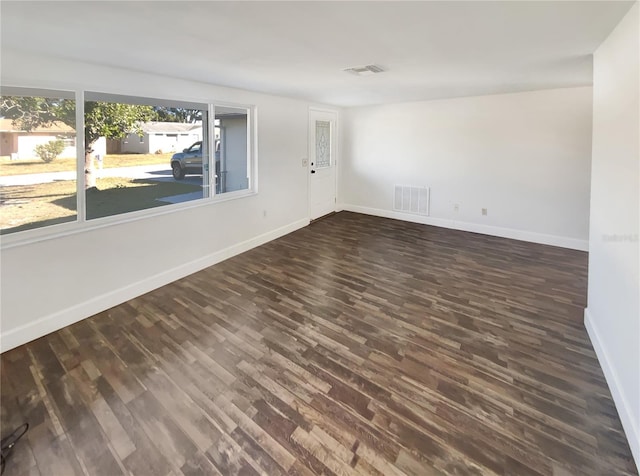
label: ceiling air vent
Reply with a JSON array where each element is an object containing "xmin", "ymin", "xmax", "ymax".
[{"xmin": 343, "ymin": 64, "xmax": 385, "ymax": 76}]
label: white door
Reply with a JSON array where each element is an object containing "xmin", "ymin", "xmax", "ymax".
[{"xmin": 309, "ymin": 109, "xmax": 337, "ymax": 220}]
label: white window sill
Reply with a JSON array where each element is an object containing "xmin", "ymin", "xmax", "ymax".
[{"xmin": 0, "ymin": 189, "xmax": 257, "ymax": 250}]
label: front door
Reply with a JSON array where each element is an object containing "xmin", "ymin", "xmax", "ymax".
[{"xmin": 309, "ymin": 109, "xmax": 337, "ymax": 220}]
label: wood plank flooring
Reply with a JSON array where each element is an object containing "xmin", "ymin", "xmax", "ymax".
[{"xmin": 1, "ymin": 212, "xmax": 637, "ymax": 475}]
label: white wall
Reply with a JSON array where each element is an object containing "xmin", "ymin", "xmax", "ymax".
[
  {"xmin": 122, "ymin": 132, "xmax": 200, "ymax": 154},
  {"xmin": 17, "ymin": 135, "xmax": 76, "ymax": 159},
  {"xmin": 340, "ymin": 87, "xmax": 593, "ymax": 250},
  {"xmin": 585, "ymin": 3, "xmax": 640, "ymax": 468},
  {"xmin": 0, "ymin": 49, "xmax": 330, "ymax": 350},
  {"xmin": 154, "ymin": 133, "xmax": 200, "ymax": 154}
]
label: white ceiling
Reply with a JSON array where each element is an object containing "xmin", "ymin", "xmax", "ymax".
[{"xmin": 1, "ymin": 1, "xmax": 635, "ymax": 107}]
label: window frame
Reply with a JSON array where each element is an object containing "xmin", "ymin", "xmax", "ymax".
[
  {"xmin": 211, "ymin": 103, "xmax": 257, "ymax": 199},
  {"xmin": 0, "ymin": 87, "xmax": 258, "ymax": 249}
]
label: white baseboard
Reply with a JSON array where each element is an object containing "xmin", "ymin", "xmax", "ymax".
[
  {"xmin": 339, "ymin": 204, "xmax": 588, "ymax": 251},
  {"xmin": 585, "ymin": 308, "xmax": 640, "ymax": 471},
  {"xmin": 0, "ymin": 218, "xmax": 309, "ymax": 352}
]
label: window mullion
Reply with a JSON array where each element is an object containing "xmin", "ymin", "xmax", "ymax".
[
  {"xmin": 75, "ymin": 90, "xmax": 86, "ymax": 223},
  {"xmin": 248, "ymin": 107, "xmax": 254, "ymax": 191},
  {"xmin": 208, "ymin": 103, "xmax": 216, "ymax": 197}
]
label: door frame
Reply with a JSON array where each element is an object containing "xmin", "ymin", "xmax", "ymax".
[{"xmin": 308, "ymin": 107, "xmax": 339, "ymax": 221}]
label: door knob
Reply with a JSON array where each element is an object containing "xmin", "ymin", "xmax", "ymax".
[{"xmin": 311, "ymin": 170, "xmax": 316, "ymax": 174}]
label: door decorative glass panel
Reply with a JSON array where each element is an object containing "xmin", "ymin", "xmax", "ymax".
[{"xmin": 315, "ymin": 120, "xmax": 331, "ymax": 168}]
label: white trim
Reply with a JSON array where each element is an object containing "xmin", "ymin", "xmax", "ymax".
[
  {"xmin": 0, "ymin": 217, "xmax": 310, "ymax": 352},
  {"xmin": 585, "ymin": 308, "xmax": 640, "ymax": 470},
  {"xmin": 76, "ymin": 89, "xmax": 86, "ymax": 222},
  {"xmin": 212, "ymin": 103, "xmax": 257, "ymax": 197},
  {"xmin": 308, "ymin": 108, "xmax": 339, "ymax": 221},
  {"xmin": 206, "ymin": 103, "xmax": 215, "ymax": 196},
  {"xmin": 0, "ymin": 86, "xmax": 75, "ymax": 100},
  {"xmin": 252, "ymin": 106, "xmax": 259, "ymax": 194},
  {"xmin": 339, "ymin": 204, "xmax": 588, "ymax": 251},
  {"xmin": 309, "ymin": 106, "xmax": 341, "ymax": 115},
  {"xmin": 85, "ymin": 91, "xmax": 207, "ymax": 110}
]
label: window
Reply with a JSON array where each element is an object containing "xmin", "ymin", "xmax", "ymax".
[
  {"xmin": 216, "ymin": 106, "xmax": 250, "ymax": 194},
  {"xmin": 0, "ymin": 88, "xmax": 78, "ymax": 234},
  {"xmin": 315, "ymin": 120, "xmax": 331, "ymax": 168},
  {"xmin": 84, "ymin": 92, "xmax": 209, "ymax": 220},
  {"xmin": 1, "ymin": 87, "xmax": 256, "ymax": 240}
]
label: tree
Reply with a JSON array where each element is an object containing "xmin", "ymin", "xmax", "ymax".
[
  {"xmin": 153, "ymin": 106, "xmax": 202, "ymax": 123},
  {"xmin": 34, "ymin": 139, "xmax": 65, "ymax": 163},
  {"xmin": 0, "ymin": 96, "xmax": 154, "ymax": 188}
]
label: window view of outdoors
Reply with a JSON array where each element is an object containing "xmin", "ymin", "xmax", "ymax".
[
  {"xmin": 216, "ymin": 106, "xmax": 249, "ymax": 194},
  {"xmin": 84, "ymin": 95, "xmax": 209, "ymax": 220},
  {"xmin": 1, "ymin": 91, "xmax": 252, "ymax": 236},
  {"xmin": 0, "ymin": 93, "xmax": 78, "ymax": 234}
]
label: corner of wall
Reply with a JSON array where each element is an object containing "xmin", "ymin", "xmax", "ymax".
[{"xmin": 585, "ymin": 307, "xmax": 640, "ymax": 469}]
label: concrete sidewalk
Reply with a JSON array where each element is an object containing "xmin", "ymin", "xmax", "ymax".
[{"xmin": 0, "ymin": 164, "xmax": 172, "ymax": 186}]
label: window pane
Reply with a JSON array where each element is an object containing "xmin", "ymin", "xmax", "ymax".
[
  {"xmin": 0, "ymin": 92, "xmax": 77, "ymax": 234},
  {"xmin": 84, "ymin": 95, "xmax": 208, "ymax": 220},
  {"xmin": 216, "ymin": 106, "xmax": 249, "ymax": 194},
  {"xmin": 315, "ymin": 120, "xmax": 331, "ymax": 168}
]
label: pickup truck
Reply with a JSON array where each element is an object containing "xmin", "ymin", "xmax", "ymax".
[{"xmin": 170, "ymin": 141, "xmax": 203, "ymax": 180}]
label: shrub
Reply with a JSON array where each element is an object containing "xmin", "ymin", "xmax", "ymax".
[{"xmin": 34, "ymin": 139, "xmax": 65, "ymax": 163}]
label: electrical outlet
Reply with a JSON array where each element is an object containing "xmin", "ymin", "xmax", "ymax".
[
  {"xmin": 302, "ymin": 158, "xmax": 308, "ymax": 167},
  {"xmin": 454, "ymin": 204, "xmax": 459, "ymax": 213},
  {"xmin": 482, "ymin": 208, "xmax": 488, "ymax": 216}
]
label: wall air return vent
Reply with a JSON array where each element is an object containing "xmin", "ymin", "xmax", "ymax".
[
  {"xmin": 343, "ymin": 64, "xmax": 385, "ymax": 76},
  {"xmin": 394, "ymin": 185, "xmax": 430, "ymax": 216}
]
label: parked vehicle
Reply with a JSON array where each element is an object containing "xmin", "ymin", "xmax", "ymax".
[{"xmin": 170, "ymin": 141, "xmax": 202, "ymax": 180}]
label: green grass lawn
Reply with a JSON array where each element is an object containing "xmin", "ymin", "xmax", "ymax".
[
  {"xmin": 0, "ymin": 153, "xmax": 172, "ymax": 176},
  {"xmin": 1, "ymin": 177, "xmax": 201, "ymax": 234}
]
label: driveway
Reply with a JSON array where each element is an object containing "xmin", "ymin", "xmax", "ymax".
[{"xmin": 0, "ymin": 164, "xmax": 201, "ymax": 187}]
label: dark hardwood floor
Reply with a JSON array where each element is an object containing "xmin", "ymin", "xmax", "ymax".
[{"xmin": 1, "ymin": 212, "xmax": 637, "ymax": 475}]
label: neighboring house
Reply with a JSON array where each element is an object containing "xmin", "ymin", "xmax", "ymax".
[
  {"xmin": 0, "ymin": 118, "xmax": 107, "ymax": 159},
  {"xmin": 108, "ymin": 121, "xmax": 203, "ymax": 154},
  {"xmin": 0, "ymin": 118, "xmax": 76, "ymax": 159}
]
